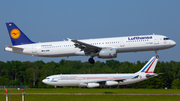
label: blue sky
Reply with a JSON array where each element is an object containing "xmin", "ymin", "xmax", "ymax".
[{"xmin": 0, "ymin": 0, "xmax": 179, "ymax": 63}]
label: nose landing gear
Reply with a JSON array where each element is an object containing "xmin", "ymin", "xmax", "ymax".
[{"xmin": 155, "ymin": 50, "xmax": 159, "ymax": 59}]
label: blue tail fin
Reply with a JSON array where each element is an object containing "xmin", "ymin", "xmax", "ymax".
[{"xmin": 6, "ymin": 22, "xmax": 34, "ymax": 46}]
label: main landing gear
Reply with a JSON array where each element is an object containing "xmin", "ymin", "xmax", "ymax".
[
  {"xmin": 88, "ymin": 58, "xmax": 95, "ymax": 64},
  {"xmin": 155, "ymin": 50, "xmax": 159, "ymax": 59},
  {"xmin": 88, "ymin": 52, "xmax": 95, "ymax": 64}
]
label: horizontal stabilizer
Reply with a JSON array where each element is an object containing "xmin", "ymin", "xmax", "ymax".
[
  {"xmin": 146, "ymin": 73, "xmax": 158, "ymax": 78},
  {"xmin": 6, "ymin": 46, "xmax": 23, "ymax": 50}
]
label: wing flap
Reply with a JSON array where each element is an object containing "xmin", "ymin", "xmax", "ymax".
[
  {"xmin": 71, "ymin": 39, "xmax": 101, "ymax": 49},
  {"xmin": 71, "ymin": 39, "xmax": 102, "ymax": 55}
]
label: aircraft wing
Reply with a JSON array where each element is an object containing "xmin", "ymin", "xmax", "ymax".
[
  {"xmin": 82, "ymin": 75, "xmax": 139, "ymax": 85},
  {"xmin": 83, "ymin": 79, "xmax": 125, "ymax": 85},
  {"xmin": 71, "ymin": 39, "xmax": 102, "ymax": 54}
]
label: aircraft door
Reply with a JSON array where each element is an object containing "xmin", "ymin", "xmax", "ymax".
[
  {"xmin": 154, "ymin": 36, "xmax": 159, "ymax": 44},
  {"xmin": 120, "ymin": 39, "xmax": 125, "ymax": 47},
  {"xmin": 32, "ymin": 45, "xmax": 37, "ymax": 53}
]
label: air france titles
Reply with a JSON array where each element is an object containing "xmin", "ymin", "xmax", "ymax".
[{"xmin": 128, "ymin": 36, "xmax": 152, "ymax": 40}]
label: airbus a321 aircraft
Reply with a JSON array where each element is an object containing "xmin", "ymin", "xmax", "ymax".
[
  {"xmin": 5, "ymin": 22, "xmax": 176, "ymax": 64},
  {"xmin": 42, "ymin": 56, "xmax": 158, "ymax": 88}
]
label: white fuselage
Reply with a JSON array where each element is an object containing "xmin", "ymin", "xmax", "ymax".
[
  {"xmin": 42, "ymin": 56, "xmax": 159, "ymax": 88},
  {"xmin": 42, "ymin": 73, "xmax": 155, "ymax": 87},
  {"xmin": 5, "ymin": 35, "xmax": 176, "ymax": 58}
]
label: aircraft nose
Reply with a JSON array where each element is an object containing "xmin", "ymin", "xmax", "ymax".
[
  {"xmin": 42, "ymin": 79, "xmax": 46, "ymax": 84},
  {"xmin": 173, "ymin": 41, "xmax": 176, "ymax": 46},
  {"xmin": 171, "ymin": 40, "xmax": 176, "ymax": 47}
]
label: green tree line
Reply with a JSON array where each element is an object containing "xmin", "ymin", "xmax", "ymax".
[{"xmin": 0, "ymin": 59, "xmax": 180, "ymax": 89}]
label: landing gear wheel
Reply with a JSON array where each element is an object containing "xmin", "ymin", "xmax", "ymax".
[
  {"xmin": 88, "ymin": 58, "xmax": 95, "ymax": 64},
  {"xmin": 155, "ymin": 50, "xmax": 159, "ymax": 59},
  {"xmin": 156, "ymin": 55, "xmax": 159, "ymax": 59}
]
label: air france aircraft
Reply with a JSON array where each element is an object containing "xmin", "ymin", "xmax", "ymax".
[
  {"xmin": 42, "ymin": 56, "xmax": 158, "ymax": 88},
  {"xmin": 5, "ymin": 22, "xmax": 176, "ymax": 64}
]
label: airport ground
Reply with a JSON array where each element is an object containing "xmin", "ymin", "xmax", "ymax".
[
  {"xmin": 1, "ymin": 95, "xmax": 180, "ymax": 101},
  {"xmin": 0, "ymin": 88, "xmax": 180, "ymax": 101}
]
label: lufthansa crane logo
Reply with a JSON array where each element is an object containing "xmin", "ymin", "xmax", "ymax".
[{"xmin": 10, "ymin": 29, "xmax": 21, "ymax": 39}]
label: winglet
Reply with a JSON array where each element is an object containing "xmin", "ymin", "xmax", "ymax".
[
  {"xmin": 6, "ymin": 22, "xmax": 35, "ymax": 46},
  {"xmin": 67, "ymin": 38, "xmax": 72, "ymax": 41},
  {"xmin": 137, "ymin": 56, "xmax": 158, "ymax": 73}
]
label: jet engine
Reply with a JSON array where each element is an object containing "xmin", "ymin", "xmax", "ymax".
[
  {"xmin": 98, "ymin": 48, "xmax": 117, "ymax": 58},
  {"xmin": 87, "ymin": 83, "xmax": 100, "ymax": 88},
  {"xmin": 105, "ymin": 81, "xmax": 118, "ymax": 86}
]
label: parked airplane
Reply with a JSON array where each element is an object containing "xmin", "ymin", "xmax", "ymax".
[
  {"xmin": 5, "ymin": 22, "xmax": 176, "ymax": 64},
  {"xmin": 42, "ymin": 56, "xmax": 158, "ymax": 88}
]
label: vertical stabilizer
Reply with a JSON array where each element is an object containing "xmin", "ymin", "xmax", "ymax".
[
  {"xmin": 6, "ymin": 22, "xmax": 34, "ymax": 46},
  {"xmin": 137, "ymin": 56, "xmax": 158, "ymax": 73}
]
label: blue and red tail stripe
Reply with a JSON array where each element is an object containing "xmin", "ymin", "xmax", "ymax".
[{"xmin": 141, "ymin": 57, "xmax": 156, "ymax": 73}]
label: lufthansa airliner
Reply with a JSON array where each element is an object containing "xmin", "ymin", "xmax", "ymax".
[{"xmin": 5, "ymin": 22, "xmax": 176, "ymax": 64}]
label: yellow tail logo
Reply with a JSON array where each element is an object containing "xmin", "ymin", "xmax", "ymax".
[{"xmin": 10, "ymin": 29, "xmax": 21, "ymax": 39}]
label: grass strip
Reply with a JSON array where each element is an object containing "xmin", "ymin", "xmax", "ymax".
[
  {"xmin": 0, "ymin": 88, "xmax": 180, "ymax": 94},
  {"xmin": 0, "ymin": 95, "xmax": 180, "ymax": 101}
]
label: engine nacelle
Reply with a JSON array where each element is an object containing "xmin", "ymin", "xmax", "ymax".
[
  {"xmin": 87, "ymin": 83, "xmax": 100, "ymax": 88},
  {"xmin": 98, "ymin": 48, "xmax": 117, "ymax": 58},
  {"xmin": 105, "ymin": 81, "xmax": 118, "ymax": 86}
]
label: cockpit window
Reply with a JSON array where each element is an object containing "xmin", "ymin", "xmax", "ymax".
[
  {"xmin": 46, "ymin": 78, "xmax": 50, "ymax": 79},
  {"xmin": 163, "ymin": 38, "xmax": 170, "ymax": 40}
]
